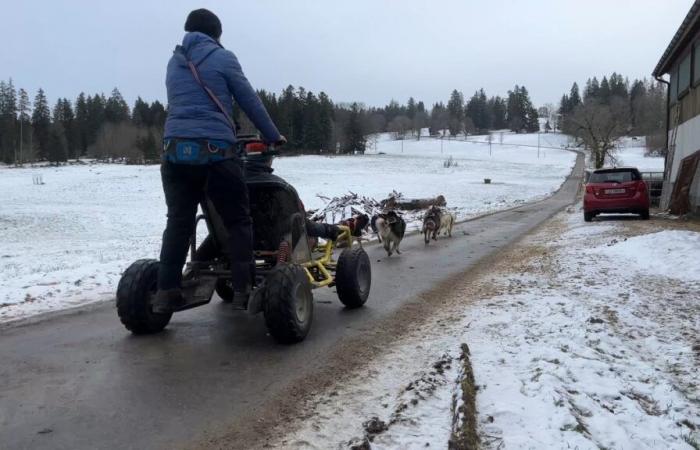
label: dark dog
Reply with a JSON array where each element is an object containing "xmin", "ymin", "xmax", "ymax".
[
  {"xmin": 340, "ymin": 213, "xmax": 370, "ymax": 238},
  {"xmin": 375, "ymin": 210, "xmax": 406, "ymax": 256},
  {"xmin": 422, "ymin": 206, "xmax": 442, "ymax": 244}
]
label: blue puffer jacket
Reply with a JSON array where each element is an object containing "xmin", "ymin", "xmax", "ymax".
[{"xmin": 164, "ymin": 32, "xmax": 281, "ymax": 144}]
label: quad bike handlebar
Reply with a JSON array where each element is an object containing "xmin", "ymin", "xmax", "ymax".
[{"xmin": 236, "ymin": 134, "xmax": 286, "ymax": 157}]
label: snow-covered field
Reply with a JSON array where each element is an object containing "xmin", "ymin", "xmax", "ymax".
[
  {"xmin": 614, "ymin": 138, "xmax": 665, "ymax": 171},
  {"xmin": 279, "ymin": 132, "xmax": 576, "ymax": 216},
  {"xmin": 1, "ymin": 132, "xmax": 578, "ymax": 322},
  {"xmin": 1, "ymin": 132, "xmax": 665, "ymax": 324},
  {"xmin": 273, "ymin": 208, "xmax": 700, "ymax": 449}
]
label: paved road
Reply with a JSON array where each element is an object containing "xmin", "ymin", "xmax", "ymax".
[{"xmin": 0, "ymin": 153, "xmax": 583, "ymax": 450}]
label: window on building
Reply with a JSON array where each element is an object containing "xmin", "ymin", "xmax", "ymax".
[
  {"xmin": 678, "ymin": 53, "xmax": 691, "ymax": 96},
  {"xmin": 670, "ymin": 66, "xmax": 678, "ymax": 104}
]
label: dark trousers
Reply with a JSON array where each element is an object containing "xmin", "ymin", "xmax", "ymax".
[{"xmin": 158, "ymin": 158, "xmax": 253, "ymax": 292}]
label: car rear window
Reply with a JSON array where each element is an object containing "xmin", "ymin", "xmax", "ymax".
[{"xmin": 589, "ymin": 169, "xmax": 640, "ymax": 183}]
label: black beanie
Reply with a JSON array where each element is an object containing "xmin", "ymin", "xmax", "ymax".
[{"xmin": 184, "ymin": 9, "xmax": 222, "ymax": 39}]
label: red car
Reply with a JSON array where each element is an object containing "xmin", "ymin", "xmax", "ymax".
[{"xmin": 583, "ymin": 167, "xmax": 650, "ymax": 222}]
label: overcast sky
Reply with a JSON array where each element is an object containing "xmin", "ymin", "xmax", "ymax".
[{"xmin": 1, "ymin": 0, "xmax": 693, "ymax": 108}]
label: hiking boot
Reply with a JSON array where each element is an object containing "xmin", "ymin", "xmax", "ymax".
[
  {"xmin": 231, "ymin": 288, "xmax": 251, "ymax": 310},
  {"xmin": 152, "ymin": 288, "xmax": 185, "ymax": 314}
]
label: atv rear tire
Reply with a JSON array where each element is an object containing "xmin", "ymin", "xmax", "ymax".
[
  {"xmin": 264, "ymin": 264, "xmax": 313, "ymax": 344},
  {"xmin": 336, "ymin": 246, "xmax": 371, "ymax": 308},
  {"xmin": 215, "ymin": 279, "xmax": 234, "ymax": 303},
  {"xmin": 116, "ymin": 259, "xmax": 172, "ymax": 334}
]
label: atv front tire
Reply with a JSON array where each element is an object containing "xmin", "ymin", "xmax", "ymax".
[
  {"xmin": 264, "ymin": 264, "xmax": 313, "ymax": 344},
  {"xmin": 336, "ymin": 246, "xmax": 371, "ymax": 308},
  {"xmin": 116, "ymin": 259, "xmax": 172, "ymax": 334}
]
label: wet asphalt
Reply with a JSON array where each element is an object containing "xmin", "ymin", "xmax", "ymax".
[{"xmin": 0, "ymin": 153, "xmax": 583, "ymax": 450}]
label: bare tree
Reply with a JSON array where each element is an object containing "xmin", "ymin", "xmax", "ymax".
[
  {"xmin": 571, "ymin": 100, "xmax": 628, "ymax": 168},
  {"xmin": 89, "ymin": 122, "xmax": 143, "ymax": 163},
  {"xmin": 463, "ymin": 116, "xmax": 476, "ymax": 135},
  {"xmin": 412, "ymin": 111, "xmax": 428, "ymax": 140},
  {"xmin": 387, "ymin": 115, "xmax": 412, "ymax": 140},
  {"xmin": 368, "ymin": 113, "xmax": 387, "ymax": 135}
]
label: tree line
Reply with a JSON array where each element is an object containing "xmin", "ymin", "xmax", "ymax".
[
  {"xmin": 557, "ymin": 73, "xmax": 666, "ymax": 168},
  {"xmin": 372, "ymin": 85, "xmax": 539, "ymax": 141},
  {"xmin": 0, "ymin": 78, "xmax": 542, "ymax": 164},
  {"xmin": 0, "ymin": 79, "xmax": 166, "ymax": 164}
]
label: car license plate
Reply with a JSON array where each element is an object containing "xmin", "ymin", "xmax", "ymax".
[{"xmin": 605, "ymin": 188, "xmax": 625, "ymax": 194}]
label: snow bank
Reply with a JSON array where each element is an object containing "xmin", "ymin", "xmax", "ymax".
[{"xmin": 594, "ymin": 230, "xmax": 700, "ymax": 282}]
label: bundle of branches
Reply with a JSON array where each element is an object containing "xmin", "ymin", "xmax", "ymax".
[
  {"xmin": 308, "ymin": 190, "xmax": 455, "ymax": 237},
  {"xmin": 308, "ymin": 191, "xmax": 383, "ymax": 224}
]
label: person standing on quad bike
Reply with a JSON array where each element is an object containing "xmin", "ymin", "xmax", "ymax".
[{"xmin": 156, "ymin": 9, "xmax": 285, "ymax": 312}]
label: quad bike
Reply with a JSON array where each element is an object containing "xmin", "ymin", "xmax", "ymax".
[{"xmin": 116, "ymin": 136, "xmax": 372, "ymax": 344}]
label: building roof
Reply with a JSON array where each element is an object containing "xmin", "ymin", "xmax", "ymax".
[{"xmin": 653, "ymin": 0, "xmax": 700, "ymax": 77}]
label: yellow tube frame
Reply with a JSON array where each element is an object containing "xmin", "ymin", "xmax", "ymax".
[{"xmin": 302, "ymin": 225, "xmax": 353, "ymax": 288}]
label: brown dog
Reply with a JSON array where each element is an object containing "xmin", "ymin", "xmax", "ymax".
[{"xmin": 422, "ymin": 206, "xmax": 442, "ymax": 244}]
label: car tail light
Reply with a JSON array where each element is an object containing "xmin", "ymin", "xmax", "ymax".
[
  {"xmin": 585, "ymin": 185, "xmax": 594, "ymax": 194},
  {"xmin": 638, "ymin": 181, "xmax": 647, "ymax": 192}
]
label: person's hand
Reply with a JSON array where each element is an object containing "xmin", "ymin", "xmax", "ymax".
[{"xmin": 275, "ymin": 135, "xmax": 287, "ymax": 146}]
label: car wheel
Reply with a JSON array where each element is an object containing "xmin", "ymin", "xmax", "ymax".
[
  {"xmin": 584, "ymin": 212, "xmax": 594, "ymax": 222},
  {"xmin": 640, "ymin": 209, "xmax": 650, "ymax": 220}
]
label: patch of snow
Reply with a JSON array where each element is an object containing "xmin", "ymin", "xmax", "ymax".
[{"xmin": 592, "ymin": 230, "xmax": 700, "ymax": 283}]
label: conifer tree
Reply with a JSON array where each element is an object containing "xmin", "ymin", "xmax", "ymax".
[
  {"xmin": 317, "ymin": 92, "xmax": 334, "ymax": 151},
  {"xmin": 131, "ymin": 97, "xmax": 151, "ymax": 127},
  {"xmin": 105, "ymin": 88, "xmax": 130, "ymax": 123},
  {"xmin": 86, "ymin": 94, "xmax": 106, "ymax": 147},
  {"xmin": 489, "ymin": 96, "xmax": 507, "ymax": 129},
  {"xmin": 0, "ymin": 79, "xmax": 18, "ymax": 163},
  {"xmin": 407, "ymin": 97, "xmax": 417, "ymax": 120},
  {"xmin": 569, "ymin": 82, "xmax": 582, "ymax": 108},
  {"xmin": 32, "ymin": 88, "xmax": 51, "ymax": 160},
  {"xmin": 447, "ymin": 90, "xmax": 464, "ymax": 136},
  {"xmin": 599, "ymin": 77, "xmax": 611, "ymax": 105},
  {"xmin": 53, "ymin": 98, "xmax": 77, "ymax": 158},
  {"xmin": 75, "ymin": 93, "xmax": 89, "ymax": 156},
  {"xmin": 17, "ymin": 88, "xmax": 31, "ymax": 163},
  {"xmin": 344, "ymin": 103, "xmax": 366, "ymax": 153},
  {"xmin": 47, "ymin": 122, "xmax": 68, "ymax": 163}
]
